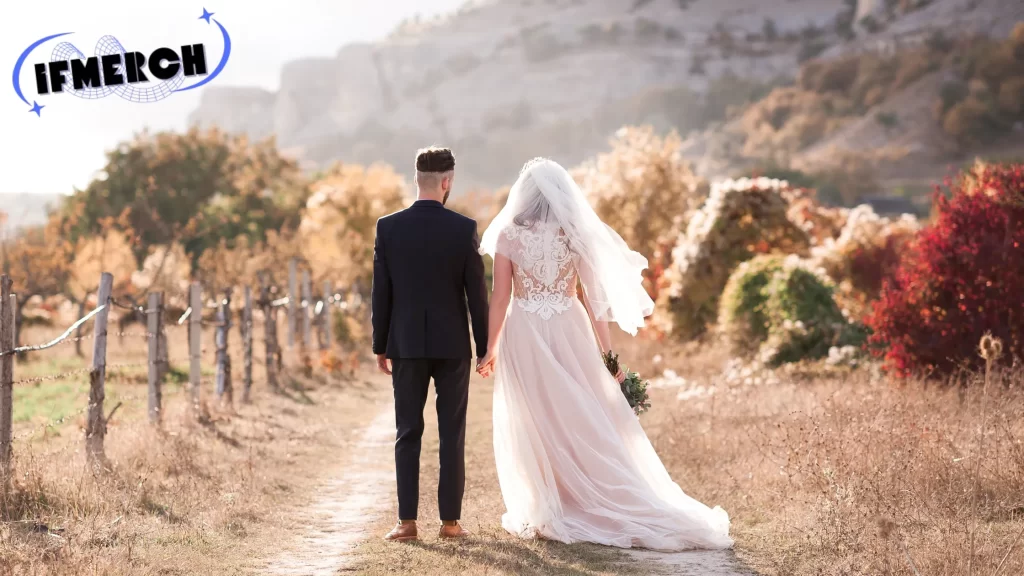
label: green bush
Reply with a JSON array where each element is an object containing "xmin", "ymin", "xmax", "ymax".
[
  {"xmin": 719, "ymin": 255, "xmax": 866, "ymax": 366},
  {"xmin": 656, "ymin": 178, "xmax": 811, "ymax": 341}
]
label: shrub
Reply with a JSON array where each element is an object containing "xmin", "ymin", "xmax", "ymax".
[
  {"xmin": 572, "ymin": 126, "xmax": 707, "ymax": 297},
  {"xmin": 800, "ymin": 57, "xmax": 860, "ymax": 94},
  {"xmin": 812, "ymin": 205, "xmax": 920, "ymax": 319},
  {"xmin": 998, "ymin": 76, "xmax": 1024, "ymax": 115},
  {"xmin": 657, "ymin": 177, "xmax": 810, "ymax": 340},
  {"xmin": 332, "ymin": 310, "xmax": 366, "ymax": 348},
  {"xmin": 867, "ymin": 162, "xmax": 1024, "ymax": 378},
  {"xmin": 942, "ymin": 97, "xmax": 1002, "ymax": 148},
  {"xmin": 719, "ymin": 254, "xmax": 864, "ymax": 366}
]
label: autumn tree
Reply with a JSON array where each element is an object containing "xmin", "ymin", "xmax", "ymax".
[
  {"xmin": 1, "ymin": 219, "xmax": 73, "ymax": 346},
  {"xmin": 299, "ymin": 163, "xmax": 408, "ymax": 290},
  {"xmin": 60, "ymin": 127, "xmax": 309, "ymax": 263},
  {"xmin": 195, "ymin": 229, "xmax": 304, "ymax": 297},
  {"xmin": 131, "ymin": 242, "xmax": 192, "ymax": 308},
  {"xmin": 571, "ymin": 126, "xmax": 707, "ymax": 298}
]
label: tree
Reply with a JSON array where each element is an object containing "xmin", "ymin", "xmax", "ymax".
[
  {"xmin": 571, "ymin": 126, "xmax": 707, "ymax": 298},
  {"xmin": 60, "ymin": 127, "xmax": 309, "ymax": 263},
  {"xmin": 867, "ymin": 162, "xmax": 1024, "ymax": 378},
  {"xmin": 130, "ymin": 242, "xmax": 192, "ymax": 307},
  {"xmin": 68, "ymin": 224, "xmax": 137, "ymax": 305},
  {"xmin": 298, "ymin": 163, "xmax": 409, "ymax": 289},
  {"xmin": 1, "ymin": 220, "xmax": 73, "ymax": 346}
]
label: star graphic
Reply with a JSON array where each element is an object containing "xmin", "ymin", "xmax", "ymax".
[
  {"xmin": 199, "ymin": 8, "xmax": 215, "ymax": 23},
  {"xmin": 28, "ymin": 101, "xmax": 44, "ymax": 117}
]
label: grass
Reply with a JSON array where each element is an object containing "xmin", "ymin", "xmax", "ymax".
[
  {"xmin": 8, "ymin": 319, "xmax": 1024, "ymax": 575},
  {"xmin": 0, "ymin": 322, "xmax": 389, "ymax": 576},
  {"xmin": 620, "ymin": 333, "xmax": 1024, "ymax": 576}
]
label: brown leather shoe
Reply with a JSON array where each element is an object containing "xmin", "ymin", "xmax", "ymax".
[
  {"xmin": 384, "ymin": 521, "xmax": 418, "ymax": 542},
  {"xmin": 438, "ymin": 521, "xmax": 469, "ymax": 539}
]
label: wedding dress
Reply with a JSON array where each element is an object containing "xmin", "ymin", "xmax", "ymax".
[{"xmin": 488, "ymin": 219, "xmax": 733, "ymax": 551}]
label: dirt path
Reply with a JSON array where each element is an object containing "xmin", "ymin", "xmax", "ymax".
[
  {"xmin": 628, "ymin": 549, "xmax": 755, "ymax": 575},
  {"xmin": 260, "ymin": 404, "xmax": 396, "ymax": 575},
  {"xmin": 256, "ymin": 374, "xmax": 756, "ymax": 575}
]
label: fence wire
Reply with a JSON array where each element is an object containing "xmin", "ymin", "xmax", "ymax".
[{"xmin": 0, "ymin": 304, "xmax": 108, "ymax": 358}]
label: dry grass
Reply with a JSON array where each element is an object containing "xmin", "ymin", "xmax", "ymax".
[
  {"xmin": 628, "ymin": 333, "xmax": 1024, "ymax": 576},
  {"xmin": 9, "ymin": 316, "xmax": 1024, "ymax": 575},
  {"xmin": 0, "ymin": 322, "xmax": 387, "ymax": 576}
]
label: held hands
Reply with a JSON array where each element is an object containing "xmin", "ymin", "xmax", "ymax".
[{"xmin": 476, "ymin": 350, "xmax": 497, "ymax": 378}]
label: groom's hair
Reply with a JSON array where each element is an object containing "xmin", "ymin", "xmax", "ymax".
[
  {"xmin": 415, "ymin": 147, "xmax": 455, "ymax": 189},
  {"xmin": 415, "ymin": 147, "xmax": 455, "ymax": 173}
]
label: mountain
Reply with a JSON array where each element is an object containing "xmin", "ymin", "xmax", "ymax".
[
  {"xmin": 189, "ymin": 0, "xmax": 1023, "ymax": 191},
  {"xmin": 0, "ymin": 193, "xmax": 63, "ymax": 232}
]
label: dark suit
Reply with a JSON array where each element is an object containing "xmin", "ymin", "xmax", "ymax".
[{"xmin": 371, "ymin": 199, "xmax": 489, "ymax": 521}]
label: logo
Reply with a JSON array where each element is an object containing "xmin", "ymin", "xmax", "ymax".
[{"xmin": 11, "ymin": 8, "xmax": 231, "ymax": 117}]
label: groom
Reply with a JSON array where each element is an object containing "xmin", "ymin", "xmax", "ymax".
[{"xmin": 371, "ymin": 147, "xmax": 489, "ymax": 542}]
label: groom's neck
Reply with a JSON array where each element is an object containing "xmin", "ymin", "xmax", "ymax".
[{"xmin": 416, "ymin": 189, "xmax": 445, "ymax": 203}]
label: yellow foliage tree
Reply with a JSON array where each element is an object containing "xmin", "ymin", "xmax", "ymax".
[
  {"xmin": 131, "ymin": 242, "xmax": 193, "ymax": 308},
  {"xmin": 69, "ymin": 226, "xmax": 137, "ymax": 304},
  {"xmin": 1, "ymin": 219, "xmax": 73, "ymax": 345},
  {"xmin": 572, "ymin": 126, "xmax": 706, "ymax": 268},
  {"xmin": 299, "ymin": 163, "xmax": 409, "ymax": 289}
]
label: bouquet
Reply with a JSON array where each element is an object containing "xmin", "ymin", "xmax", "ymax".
[{"xmin": 602, "ymin": 351, "xmax": 652, "ymax": 416}]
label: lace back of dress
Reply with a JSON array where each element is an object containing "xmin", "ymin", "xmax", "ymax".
[{"xmin": 502, "ymin": 223, "xmax": 578, "ymax": 320}]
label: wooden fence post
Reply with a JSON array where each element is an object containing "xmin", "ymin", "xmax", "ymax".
[
  {"xmin": 215, "ymin": 289, "xmax": 233, "ymax": 406},
  {"xmin": 241, "ymin": 286, "xmax": 253, "ymax": 404},
  {"xmin": 189, "ymin": 283, "xmax": 202, "ymax": 416},
  {"xmin": 259, "ymin": 277, "xmax": 279, "ymax": 391},
  {"xmin": 287, "ymin": 259, "xmax": 297, "ymax": 349},
  {"xmin": 156, "ymin": 293, "xmax": 168, "ymax": 384},
  {"xmin": 86, "ymin": 272, "xmax": 113, "ymax": 465},
  {"xmin": 147, "ymin": 292, "xmax": 162, "ymax": 424},
  {"xmin": 301, "ymin": 271, "xmax": 312, "ymax": 349},
  {"xmin": 0, "ymin": 276, "xmax": 15, "ymax": 484},
  {"xmin": 321, "ymin": 281, "xmax": 332, "ymax": 351}
]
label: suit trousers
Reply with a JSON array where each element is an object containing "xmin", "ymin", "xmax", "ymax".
[{"xmin": 391, "ymin": 357, "xmax": 470, "ymax": 521}]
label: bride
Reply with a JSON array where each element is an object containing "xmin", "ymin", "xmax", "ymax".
[{"xmin": 475, "ymin": 158, "xmax": 733, "ymax": 552}]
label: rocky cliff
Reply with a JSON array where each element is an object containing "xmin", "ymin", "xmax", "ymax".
[
  {"xmin": 189, "ymin": 0, "xmax": 848, "ymax": 188},
  {"xmin": 189, "ymin": 0, "xmax": 1022, "ymax": 189}
]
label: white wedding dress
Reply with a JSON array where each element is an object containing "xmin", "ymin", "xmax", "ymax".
[{"xmin": 490, "ymin": 221, "xmax": 733, "ymax": 552}]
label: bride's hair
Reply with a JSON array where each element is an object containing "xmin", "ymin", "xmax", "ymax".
[
  {"xmin": 479, "ymin": 156, "xmax": 654, "ymax": 335},
  {"xmin": 512, "ymin": 158, "xmax": 557, "ymax": 227}
]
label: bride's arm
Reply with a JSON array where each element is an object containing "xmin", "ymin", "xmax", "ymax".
[
  {"xmin": 580, "ymin": 284, "xmax": 613, "ymax": 354},
  {"xmin": 478, "ymin": 253, "xmax": 512, "ymax": 375},
  {"xmin": 578, "ymin": 262, "xmax": 625, "ymax": 382}
]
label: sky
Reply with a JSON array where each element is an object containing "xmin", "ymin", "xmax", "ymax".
[{"xmin": 0, "ymin": 0, "xmax": 466, "ymax": 196}]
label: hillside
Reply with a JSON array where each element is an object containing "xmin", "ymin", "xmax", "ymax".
[
  {"xmin": 189, "ymin": 0, "xmax": 1023, "ymax": 192},
  {"xmin": 188, "ymin": 0, "xmax": 848, "ymax": 189}
]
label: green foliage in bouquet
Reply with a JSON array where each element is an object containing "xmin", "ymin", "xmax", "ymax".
[
  {"xmin": 602, "ymin": 351, "xmax": 651, "ymax": 416},
  {"xmin": 718, "ymin": 254, "xmax": 867, "ymax": 366}
]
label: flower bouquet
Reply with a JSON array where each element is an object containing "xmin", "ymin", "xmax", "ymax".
[{"xmin": 602, "ymin": 351, "xmax": 651, "ymax": 416}]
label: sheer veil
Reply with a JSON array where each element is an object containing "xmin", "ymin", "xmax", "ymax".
[{"xmin": 480, "ymin": 158, "xmax": 654, "ymax": 335}]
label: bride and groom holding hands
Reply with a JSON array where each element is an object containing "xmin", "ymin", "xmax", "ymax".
[{"xmin": 371, "ymin": 147, "xmax": 732, "ymax": 551}]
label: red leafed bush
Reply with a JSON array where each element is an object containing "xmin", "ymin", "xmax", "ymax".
[{"xmin": 867, "ymin": 163, "xmax": 1024, "ymax": 378}]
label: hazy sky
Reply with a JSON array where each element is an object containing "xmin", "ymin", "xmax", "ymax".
[{"xmin": 0, "ymin": 0, "xmax": 465, "ymax": 196}]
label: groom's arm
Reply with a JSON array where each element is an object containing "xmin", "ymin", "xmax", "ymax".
[
  {"xmin": 464, "ymin": 223, "xmax": 489, "ymax": 359},
  {"xmin": 371, "ymin": 219, "xmax": 392, "ymax": 355}
]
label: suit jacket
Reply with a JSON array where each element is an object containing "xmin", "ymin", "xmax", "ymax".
[{"xmin": 371, "ymin": 200, "xmax": 489, "ymax": 359}]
